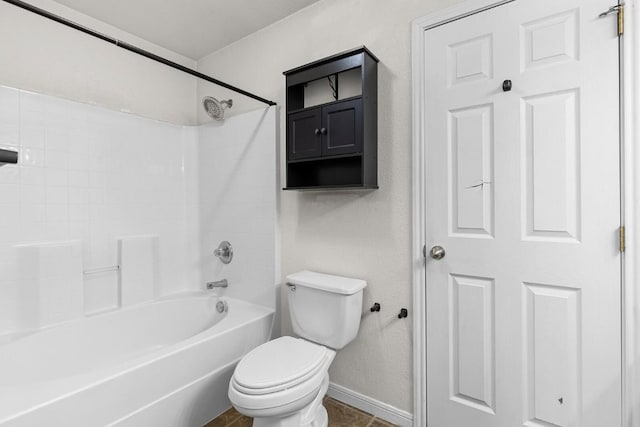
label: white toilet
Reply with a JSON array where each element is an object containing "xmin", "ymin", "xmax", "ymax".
[{"xmin": 228, "ymin": 270, "xmax": 367, "ymax": 427}]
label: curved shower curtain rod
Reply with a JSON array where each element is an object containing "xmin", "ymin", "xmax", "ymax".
[{"xmin": 2, "ymin": 0, "xmax": 277, "ymax": 107}]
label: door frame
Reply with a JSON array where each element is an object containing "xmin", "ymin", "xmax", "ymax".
[{"xmin": 410, "ymin": 0, "xmax": 639, "ymax": 425}]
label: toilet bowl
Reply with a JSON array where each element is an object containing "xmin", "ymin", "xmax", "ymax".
[
  {"xmin": 228, "ymin": 271, "xmax": 367, "ymax": 427},
  {"xmin": 228, "ymin": 336, "xmax": 335, "ymax": 426}
]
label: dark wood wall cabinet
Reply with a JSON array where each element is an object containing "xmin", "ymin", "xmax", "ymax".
[{"xmin": 283, "ymin": 46, "xmax": 379, "ymax": 190}]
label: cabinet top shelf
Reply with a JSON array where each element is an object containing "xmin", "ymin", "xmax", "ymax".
[
  {"xmin": 286, "ymin": 95, "xmax": 362, "ymax": 115},
  {"xmin": 283, "ymin": 46, "xmax": 379, "ymax": 76}
]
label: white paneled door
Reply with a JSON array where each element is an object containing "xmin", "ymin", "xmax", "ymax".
[{"xmin": 422, "ymin": 0, "xmax": 621, "ymax": 426}]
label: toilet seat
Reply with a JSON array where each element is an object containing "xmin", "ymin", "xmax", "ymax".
[
  {"xmin": 228, "ymin": 336, "xmax": 336, "ymax": 414},
  {"xmin": 233, "ymin": 336, "xmax": 329, "ymax": 395}
]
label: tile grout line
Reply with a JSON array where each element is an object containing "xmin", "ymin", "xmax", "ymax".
[
  {"xmin": 229, "ymin": 408, "xmax": 250, "ymax": 427},
  {"xmin": 328, "ymin": 396, "xmax": 377, "ymax": 426},
  {"xmin": 226, "ymin": 412, "xmax": 243, "ymax": 426}
]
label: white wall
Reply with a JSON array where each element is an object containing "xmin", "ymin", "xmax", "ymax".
[
  {"xmin": 0, "ymin": 0, "xmax": 198, "ymax": 125},
  {"xmin": 197, "ymin": 0, "xmax": 460, "ymax": 413},
  {"xmin": 0, "ymin": 84, "xmax": 200, "ymax": 335},
  {"xmin": 197, "ymin": 107, "xmax": 279, "ymax": 311}
]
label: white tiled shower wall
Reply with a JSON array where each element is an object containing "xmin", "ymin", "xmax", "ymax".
[
  {"xmin": 198, "ymin": 108, "xmax": 278, "ymax": 312},
  {"xmin": 0, "ymin": 84, "xmax": 277, "ymax": 336}
]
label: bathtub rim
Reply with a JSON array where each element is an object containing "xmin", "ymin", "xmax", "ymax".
[{"xmin": 0, "ymin": 292, "xmax": 275, "ymax": 424}]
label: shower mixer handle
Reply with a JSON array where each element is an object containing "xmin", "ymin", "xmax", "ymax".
[{"xmin": 214, "ymin": 241, "xmax": 233, "ymax": 264}]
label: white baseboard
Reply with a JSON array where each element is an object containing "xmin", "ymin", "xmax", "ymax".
[{"xmin": 326, "ymin": 382, "xmax": 413, "ymax": 427}]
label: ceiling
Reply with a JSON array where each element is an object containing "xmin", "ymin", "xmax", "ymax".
[{"xmin": 53, "ymin": 0, "xmax": 322, "ymax": 60}]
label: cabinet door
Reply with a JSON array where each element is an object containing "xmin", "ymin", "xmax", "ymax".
[
  {"xmin": 322, "ymin": 98, "xmax": 363, "ymax": 156},
  {"xmin": 288, "ymin": 107, "xmax": 322, "ymax": 160}
]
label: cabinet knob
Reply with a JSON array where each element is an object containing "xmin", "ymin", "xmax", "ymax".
[
  {"xmin": 314, "ymin": 128, "xmax": 320, "ymax": 135},
  {"xmin": 320, "ymin": 127, "xmax": 327, "ymax": 135}
]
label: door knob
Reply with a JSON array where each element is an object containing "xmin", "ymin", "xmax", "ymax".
[
  {"xmin": 320, "ymin": 127, "xmax": 327, "ymax": 135},
  {"xmin": 429, "ymin": 246, "xmax": 445, "ymax": 260},
  {"xmin": 314, "ymin": 128, "xmax": 320, "ymax": 135}
]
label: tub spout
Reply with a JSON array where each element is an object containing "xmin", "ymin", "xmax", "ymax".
[{"xmin": 206, "ymin": 279, "xmax": 228, "ymax": 290}]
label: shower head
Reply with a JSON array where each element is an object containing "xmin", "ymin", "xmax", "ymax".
[{"xmin": 203, "ymin": 96, "xmax": 233, "ymax": 121}]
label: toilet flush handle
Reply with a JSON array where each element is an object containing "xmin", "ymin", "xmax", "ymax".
[{"xmin": 286, "ymin": 282, "xmax": 296, "ymax": 292}]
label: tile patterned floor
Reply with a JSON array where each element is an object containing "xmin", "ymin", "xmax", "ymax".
[{"xmin": 203, "ymin": 397, "xmax": 398, "ymax": 427}]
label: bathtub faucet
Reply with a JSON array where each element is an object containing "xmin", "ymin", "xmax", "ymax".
[{"xmin": 206, "ymin": 279, "xmax": 228, "ymax": 290}]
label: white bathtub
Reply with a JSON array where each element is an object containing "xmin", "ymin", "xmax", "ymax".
[{"xmin": 0, "ymin": 292, "xmax": 274, "ymax": 426}]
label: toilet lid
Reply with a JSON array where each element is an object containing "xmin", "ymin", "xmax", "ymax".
[{"xmin": 233, "ymin": 336, "xmax": 329, "ymax": 394}]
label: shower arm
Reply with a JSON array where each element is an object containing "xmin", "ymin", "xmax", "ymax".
[{"xmin": 1, "ymin": 0, "xmax": 277, "ymax": 107}]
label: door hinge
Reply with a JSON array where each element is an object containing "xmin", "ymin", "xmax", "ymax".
[
  {"xmin": 599, "ymin": 4, "xmax": 624, "ymax": 36},
  {"xmin": 620, "ymin": 226, "xmax": 626, "ymax": 252}
]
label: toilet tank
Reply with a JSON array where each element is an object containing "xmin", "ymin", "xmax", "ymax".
[{"xmin": 286, "ymin": 271, "xmax": 367, "ymax": 350}]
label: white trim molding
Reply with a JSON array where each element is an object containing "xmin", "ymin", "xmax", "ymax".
[
  {"xmin": 622, "ymin": 1, "xmax": 640, "ymax": 425},
  {"xmin": 411, "ymin": 0, "xmax": 639, "ymax": 425},
  {"xmin": 326, "ymin": 382, "xmax": 413, "ymax": 427}
]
